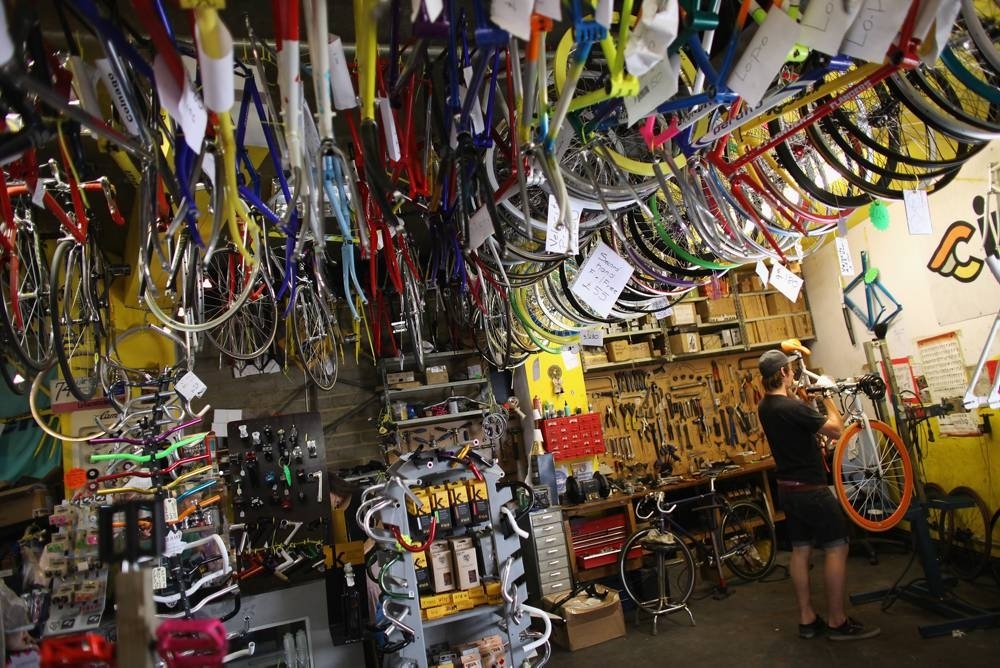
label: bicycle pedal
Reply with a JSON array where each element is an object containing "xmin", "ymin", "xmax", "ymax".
[{"xmin": 107, "ymin": 263, "xmax": 131, "ymax": 278}]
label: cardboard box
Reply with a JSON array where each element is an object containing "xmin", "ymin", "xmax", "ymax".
[
  {"xmin": 425, "ymin": 365, "xmax": 450, "ymax": 385},
  {"xmin": 697, "ymin": 296, "xmax": 737, "ymax": 322},
  {"xmin": 582, "ymin": 350, "xmax": 609, "ymax": 367},
  {"xmin": 629, "ymin": 341, "xmax": 652, "ymax": 360},
  {"xmin": 605, "ymin": 340, "xmax": 630, "ymax": 362},
  {"xmin": 740, "ymin": 294, "xmax": 767, "ymax": 319},
  {"xmin": 790, "ymin": 313, "xmax": 814, "ymax": 338},
  {"xmin": 450, "ymin": 537, "xmax": 481, "ymax": 590},
  {"xmin": 430, "ymin": 542, "xmax": 456, "ymax": 593},
  {"xmin": 543, "ymin": 584, "xmax": 626, "ymax": 651},
  {"xmin": 700, "ymin": 333, "xmax": 723, "ymax": 351},
  {"xmin": 720, "ymin": 327, "xmax": 742, "ymax": 348},
  {"xmin": 386, "ymin": 370, "xmax": 415, "ymax": 387},
  {"xmin": 666, "ymin": 302, "xmax": 698, "ymax": 326},
  {"xmin": 764, "ymin": 317, "xmax": 790, "ymax": 342},
  {"xmin": 668, "ymin": 332, "xmax": 701, "ymax": 355},
  {"xmin": 0, "ymin": 485, "xmax": 51, "ymax": 528}
]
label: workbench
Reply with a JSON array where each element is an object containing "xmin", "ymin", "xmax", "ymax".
[{"xmin": 559, "ymin": 460, "xmax": 779, "ymax": 583}]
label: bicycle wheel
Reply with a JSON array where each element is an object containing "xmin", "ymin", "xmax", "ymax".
[
  {"xmin": 962, "ymin": 0, "xmax": 1000, "ymax": 72},
  {"xmin": 205, "ymin": 248, "xmax": 278, "ymax": 360},
  {"xmin": 1, "ymin": 219, "xmax": 52, "ymax": 370},
  {"xmin": 618, "ymin": 526, "xmax": 696, "ymax": 617},
  {"xmin": 720, "ymin": 501, "xmax": 776, "ymax": 581},
  {"xmin": 989, "ymin": 508, "xmax": 1000, "ymax": 586},
  {"xmin": 939, "ymin": 485, "xmax": 992, "ymax": 580},
  {"xmin": 290, "ymin": 283, "xmax": 338, "ymax": 391},
  {"xmin": 923, "ymin": 482, "xmax": 947, "ymax": 547},
  {"xmin": 832, "ymin": 420, "xmax": 914, "ymax": 532},
  {"xmin": 49, "ymin": 239, "xmax": 107, "ymax": 401}
]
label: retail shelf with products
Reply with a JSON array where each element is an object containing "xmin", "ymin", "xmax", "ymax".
[
  {"xmin": 391, "ymin": 409, "xmax": 487, "ymax": 429},
  {"xmin": 602, "ymin": 327, "xmax": 665, "ymax": 340},
  {"xmin": 384, "ymin": 377, "xmax": 491, "ymax": 398}
]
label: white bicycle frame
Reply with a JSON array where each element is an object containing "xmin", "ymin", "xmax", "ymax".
[{"xmin": 963, "ymin": 162, "xmax": 1000, "ymax": 410}]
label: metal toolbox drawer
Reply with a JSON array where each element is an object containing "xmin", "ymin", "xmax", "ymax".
[
  {"xmin": 532, "ymin": 521, "xmax": 564, "ymax": 540},
  {"xmin": 540, "ymin": 577, "xmax": 572, "ymax": 596},
  {"xmin": 533, "ymin": 532, "xmax": 566, "ymax": 551},
  {"xmin": 537, "ymin": 555, "xmax": 569, "ymax": 572},
  {"xmin": 535, "ymin": 542, "xmax": 568, "ymax": 560},
  {"xmin": 539, "ymin": 567, "xmax": 569, "ymax": 585},
  {"xmin": 530, "ymin": 510, "xmax": 563, "ymax": 528}
]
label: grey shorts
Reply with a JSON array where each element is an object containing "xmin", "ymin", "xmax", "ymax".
[{"xmin": 780, "ymin": 487, "xmax": 850, "ymax": 549}]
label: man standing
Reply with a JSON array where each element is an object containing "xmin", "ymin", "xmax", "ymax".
[{"xmin": 756, "ymin": 349, "xmax": 880, "ymax": 641}]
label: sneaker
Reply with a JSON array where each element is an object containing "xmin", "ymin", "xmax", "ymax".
[
  {"xmin": 827, "ymin": 617, "xmax": 881, "ymax": 641},
  {"xmin": 798, "ymin": 615, "xmax": 826, "ymax": 639}
]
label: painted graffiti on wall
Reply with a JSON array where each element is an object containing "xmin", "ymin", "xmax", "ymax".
[{"xmin": 926, "ymin": 195, "xmax": 999, "ymax": 283}]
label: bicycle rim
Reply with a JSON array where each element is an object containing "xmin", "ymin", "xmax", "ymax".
[
  {"xmin": 618, "ymin": 527, "xmax": 695, "ymax": 616},
  {"xmin": 0, "ymin": 221, "xmax": 52, "ymax": 370},
  {"xmin": 939, "ymin": 485, "xmax": 992, "ymax": 580},
  {"xmin": 721, "ymin": 502, "xmax": 776, "ymax": 580},
  {"xmin": 49, "ymin": 239, "xmax": 105, "ymax": 401},
  {"xmin": 205, "ymin": 248, "xmax": 279, "ymax": 360},
  {"xmin": 291, "ymin": 285, "xmax": 338, "ymax": 390},
  {"xmin": 833, "ymin": 420, "xmax": 914, "ymax": 532}
]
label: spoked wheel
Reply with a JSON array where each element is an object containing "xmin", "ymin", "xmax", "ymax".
[
  {"xmin": 720, "ymin": 502, "xmax": 776, "ymax": 580},
  {"xmin": 939, "ymin": 485, "xmax": 992, "ymax": 580},
  {"xmin": 618, "ymin": 527, "xmax": 696, "ymax": 617},
  {"xmin": 1, "ymin": 220, "xmax": 52, "ymax": 370},
  {"xmin": 290, "ymin": 284, "xmax": 338, "ymax": 391},
  {"xmin": 205, "ymin": 248, "xmax": 278, "ymax": 360},
  {"xmin": 49, "ymin": 239, "xmax": 108, "ymax": 401},
  {"xmin": 832, "ymin": 419, "xmax": 914, "ymax": 532},
  {"xmin": 400, "ymin": 263, "xmax": 426, "ymax": 372},
  {"xmin": 922, "ymin": 482, "xmax": 947, "ymax": 548}
]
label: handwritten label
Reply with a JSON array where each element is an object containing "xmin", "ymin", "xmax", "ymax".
[
  {"xmin": 154, "ymin": 55, "xmax": 207, "ymax": 153},
  {"xmin": 835, "ymin": 236, "xmax": 855, "ymax": 276},
  {"xmin": 799, "ymin": 0, "xmax": 865, "ymax": 56},
  {"xmin": 329, "ymin": 36, "xmax": 357, "ymax": 110},
  {"xmin": 727, "ymin": 6, "xmax": 802, "ymax": 108},
  {"xmin": 903, "ymin": 189, "xmax": 933, "ymax": 235},
  {"xmin": 595, "ymin": 0, "xmax": 613, "ymax": 28},
  {"xmin": 624, "ymin": 0, "xmax": 679, "ymax": 77},
  {"xmin": 491, "ymin": 0, "xmax": 533, "ymax": 41},
  {"xmin": 755, "ymin": 259, "xmax": 770, "ymax": 287},
  {"xmin": 769, "ymin": 263, "xmax": 804, "ymax": 303},
  {"xmin": 580, "ymin": 328, "xmax": 604, "ymax": 346},
  {"xmin": 649, "ymin": 297, "xmax": 673, "ymax": 320},
  {"xmin": 468, "ymin": 205, "xmax": 494, "ymax": 250},
  {"xmin": 546, "ymin": 194, "xmax": 570, "ymax": 254},
  {"xmin": 534, "ymin": 0, "xmax": 561, "ymax": 20},
  {"xmin": 569, "ymin": 240, "xmax": 635, "ymax": 318},
  {"xmin": 175, "ymin": 371, "xmax": 207, "ymax": 400},
  {"xmin": 624, "ymin": 53, "xmax": 680, "ymax": 126},
  {"xmin": 840, "ymin": 0, "xmax": 911, "ymax": 64}
]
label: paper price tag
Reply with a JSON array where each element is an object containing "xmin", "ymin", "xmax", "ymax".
[
  {"xmin": 596, "ymin": 0, "xmax": 613, "ymax": 27},
  {"xmin": 534, "ymin": 0, "xmax": 561, "ymax": 20},
  {"xmin": 624, "ymin": 53, "xmax": 680, "ymax": 126},
  {"xmin": 175, "ymin": 371, "xmax": 207, "ymax": 400},
  {"xmin": 163, "ymin": 498, "xmax": 179, "ymax": 523},
  {"xmin": 152, "ymin": 566, "xmax": 168, "ymax": 590},
  {"xmin": 329, "ymin": 36, "xmax": 358, "ymax": 110},
  {"xmin": 650, "ymin": 297, "xmax": 672, "ymax": 320},
  {"xmin": 154, "ymin": 55, "xmax": 207, "ymax": 153},
  {"xmin": 491, "ymin": 0, "xmax": 533, "ymax": 41},
  {"xmin": 835, "ymin": 236, "xmax": 855, "ymax": 276},
  {"xmin": 727, "ymin": 6, "xmax": 802, "ymax": 108},
  {"xmin": 769, "ymin": 263, "xmax": 804, "ymax": 303},
  {"xmin": 468, "ymin": 205, "xmax": 494, "ymax": 250},
  {"xmin": 377, "ymin": 98, "xmax": 402, "ymax": 162},
  {"xmin": 624, "ymin": 0, "xmax": 679, "ymax": 77},
  {"xmin": 569, "ymin": 240, "xmax": 635, "ymax": 318},
  {"xmin": 31, "ymin": 180, "xmax": 46, "ymax": 207},
  {"xmin": 799, "ymin": 0, "xmax": 864, "ymax": 56},
  {"xmin": 903, "ymin": 189, "xmax": 932, "ymax": 235},
  {"xmin": 546, "ymin": 194, "xmax": 570, "ymax": 254},
  {"xmin": 580, "ymin": 328, "xmax": 604, "ymax": 346},
  {"xmin": 840, "ymin": 0, "xmax": 911, "ymax": 63},
  {"xmin": 755, "ymin": 259, "xmax": 770, "ymax": 287}
]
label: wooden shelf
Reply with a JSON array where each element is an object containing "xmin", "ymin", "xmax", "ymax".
[
  {"xmin": 673, "ymin": 346, "xmax": 746, "ymax": 360},
  {"xmin": 582, "ymin": 356, "xmax": 665, "ymax": 372},
  {"xmin": 603, "ymin": 327, "xmax": 664, "ymax": 340},
  {"xmin": 392, "ymin": 409, "xmax": 485, "ymax": 429},
  {"xmin": 385, "ymin": 377, "xmax": 490, "ymax": 397},
  {"xmin": 737, "ymin": 289, "xmax": 780, "ymax": 296},
  {"xmin": 742, "ymin": 313, "xmax": 808, "ymax": 323}
]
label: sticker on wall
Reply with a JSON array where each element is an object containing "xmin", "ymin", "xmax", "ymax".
[{"xmin": 927, "ymin": 221, "xmax": 984, "ymax": 283}]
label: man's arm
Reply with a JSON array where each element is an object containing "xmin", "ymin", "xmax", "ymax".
[{"xmin": 817, "ymin": 395, "xmax": 844, "ymax": 440}]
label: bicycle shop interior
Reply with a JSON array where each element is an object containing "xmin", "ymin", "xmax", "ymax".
[{"xmin": 2, "ymin": 1, "xmax": 1000, "ymax": 666}]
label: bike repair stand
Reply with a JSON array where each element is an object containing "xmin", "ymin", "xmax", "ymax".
[{"xmin": 849, "ymin": 337, "xmax": 1000, "ymax": 638}]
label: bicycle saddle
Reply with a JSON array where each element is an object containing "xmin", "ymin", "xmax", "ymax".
[{"xmin": 780, "ymin": 338, "xmax": 811, "ymax": 356}]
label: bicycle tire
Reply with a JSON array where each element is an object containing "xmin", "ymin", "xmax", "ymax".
[
  {"xmin": 291, "ymin": 284, "xmax": 338, "ymax": 391},
  {"xmin": 1, "ymin": 220, "xmax": 52, "ymax": 371},
  {"xmin": 922, "ymin": 481, "xmax": 947, "ymax": 547},
  {"xmin": 939, "ymin": 485, "xmax": 992, "ymax": 580},
  {"xmin": 618, "ymin": 526, "xmax": 696, "ymax": 616},
  {"xmin": 832, "ymin": 420, "xmax": 914, "ymax": 532},
  {"xmin": 888, "ymin": 73, "xmax": 1000, "ymax": 143},
  {"xmin": 962, "ymin": 0, "xmax": 1000, "ymax": 72},
  {"xmin": 49, "ymin": 239, "xmax": 106, "ymax": 401},
  {"xmin": 205, "ymin": 248, "xmax": 279, "ymax": 360},
  {"xmin": 989, "ymin": 507, "xmax": 1000, "ymax": 586},
  {"xmin": 720, "ymin": 501, "xmax": 776, "ymax": 581}
]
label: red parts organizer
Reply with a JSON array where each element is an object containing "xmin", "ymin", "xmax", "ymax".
[{"xmin": 539, "ymin": 413, "xmax": 605, "ymax": 461}]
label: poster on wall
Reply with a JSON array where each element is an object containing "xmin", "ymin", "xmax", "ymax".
[{"xmin": 916, "ymin": 332, "xmax": 981, "ymax": 436}]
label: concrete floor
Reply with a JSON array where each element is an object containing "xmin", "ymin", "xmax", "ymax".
[{"xmin": 546, "ymin": 550, "xmax": 1000, "ymax": 667}]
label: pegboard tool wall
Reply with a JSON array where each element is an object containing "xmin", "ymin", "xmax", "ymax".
[
  {"xmin": 225, "ymin": 412, "xmax": 331, "ymax": 594},
  {"xmin": 583, "ymin": 350, "xmax": 772, "ymax": 478}
]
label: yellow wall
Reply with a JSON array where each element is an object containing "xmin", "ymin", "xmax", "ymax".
[{"xmin": 522, "ymin": 350, "xmax": 590, "ymax": 416}]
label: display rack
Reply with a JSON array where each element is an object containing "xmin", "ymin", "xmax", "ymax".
[{"xmin": 374, "ymin": 451, "xmax": 532, "ymax": 668}]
